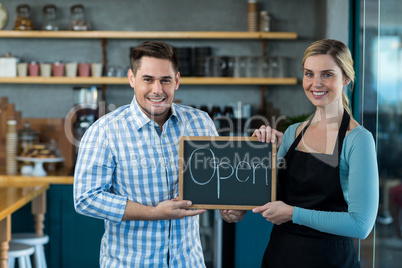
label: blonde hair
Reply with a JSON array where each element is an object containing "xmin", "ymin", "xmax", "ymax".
[{"xmin": 302, "ymin": 39, "xmax": 355, "ymax": 116}]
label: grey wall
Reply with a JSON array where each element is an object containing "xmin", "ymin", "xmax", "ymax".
[{"xmin": 0, "ymin": 0, "xmax": 349, "ymax": 119}]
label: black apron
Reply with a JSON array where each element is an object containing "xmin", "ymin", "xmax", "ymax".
[{"xmin": 261, "ymin": 110, "xmax": 360, "ymax": 268}]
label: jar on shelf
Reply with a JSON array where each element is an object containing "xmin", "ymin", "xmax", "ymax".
[
  {"xmin": 69, "ymin": 4, "xmax": 91, "ymax": 31},
  {"xmin": 13, "ymin": 4, "xmax": 34, "ymax": 30},
  {"xmin": 259, "ymin": 10, "xmax": 271, "ymax": 32},
  {"xmin": 42, "ymin": 4, "xmax": 59, "ymax": 31}
]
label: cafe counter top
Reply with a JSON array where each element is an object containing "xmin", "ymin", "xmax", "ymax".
[
  {"xmin": 0, "ymin": 169, "xmax": 73, "ymax": 267},
  {"xmin": 0, "ymin": 170, "xmax": 74, "ymax": 187},
  {"xmin": 0, "ymin": 175, "xmax": 73, "ymax": 187},
  {"xmin": 0, "ymin": 185, "xmax": 49, "ymax": 221}
]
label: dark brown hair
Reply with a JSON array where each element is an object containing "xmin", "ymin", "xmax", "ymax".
[{"xmin": 130, "ymin": 41, "xmax": 178, "ymax": 75}]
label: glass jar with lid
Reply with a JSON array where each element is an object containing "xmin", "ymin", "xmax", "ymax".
[
  {"xmin": 42, "ymin": 4, "xmax": 59, "ymax": 31},
  {"xmin": 69, "ymin": 4, "xmax": 91, "ymax": 31},
  {"xmin": 259, "ymin": 11, "xmax": 271, "ymax": 32},
  {"xmin": 18, "ymin": 121, "xmax": 39, "ymax": 156},
  {"xmin": 13, "ymin": 4, "xmax": 34, "ymax": 30}
]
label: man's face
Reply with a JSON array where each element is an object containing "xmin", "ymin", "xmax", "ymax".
[{"xmin": 128, "ymin": 56, "xmax": 180, "ymax": 125}]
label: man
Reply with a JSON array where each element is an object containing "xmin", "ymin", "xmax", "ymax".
[{"xmin": 74, "ymin": 41, "xmax": 217, "ymax": 267}]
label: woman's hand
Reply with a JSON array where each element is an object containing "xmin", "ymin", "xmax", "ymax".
[
  {"xmin": 220, "ymin": 209, "xmax": 247, "ymax": 223},
  {"xmin": 252, "ymin": 201, "xmax": 294, "ymax": 225},
  {"xmin": 252, "ymin": 125, "xmax": 283, "ymax": 147}
]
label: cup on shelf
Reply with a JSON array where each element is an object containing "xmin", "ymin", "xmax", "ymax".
[
  {"xmin": 6, "ymin": 120, "xmax": 18, "ymax": 175},
  {"xmin": 222, "ymin": 56, "xmax": 235, "ymax": 77},
  {"xmin": 115, "ymin": 66, "xmax": 126, "ymax": 77},
  {"xmin": 257, "ymin": 56, "xmax": 271, "ymax": 77},
  {"xmin": 65, "ymin": 62, "xmax": 78, "ymax": 77},
  {"xmin": 17, "ymin": 62, "xmax": 28, "ymax": 77},
  {"xmin": 270, "ymin": 56, "xmax": 288, "ymax": 77},
  {"xmin": 106, "ymin": 66, "xmax": 116, "ymax": 77},
  {"xmin": 28, "ymin": 61, "xmax": 39, "ymax": 76},
  {"xmin": 194, "ymin": 46, "xmax": 212, "ymax": 77},
  {"xmin": 52, "ymin": 62, "xmax": 65, "ymax": 77},
  {"xmin": 78, "ymin": 62, "xmax": 90, "ymax": 77},
  {"xmin": 276, "ymin": 56, "xmax": 288, "ymax": 78},
  {"xmin": 245, "ymin": 56, "xmax": 259, "ymax": 77},
  {"xmin": 40, "ymin": 62, "xmax": 51, "ymax": 77},
  {"xmin": 204, "ymin": 56, "xmax": 226, "ymax": 77},
  {"xmin": 90, "ymin": 63, "xmax": 102, "ymax": 77},
  {"xmin": 233, "ymin": 56, "xmax": 247, "ymax": 77}
]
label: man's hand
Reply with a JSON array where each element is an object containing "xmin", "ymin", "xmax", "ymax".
[
  {"xmin": 155, "ymin": 199, "xmax": 206, "ymax": 220},
  {"xmin": 122, "ymin": 199, "xmax": 205, "ymax": 221}
]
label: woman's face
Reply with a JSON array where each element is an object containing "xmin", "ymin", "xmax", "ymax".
[{"xmin": 302, "ymin": 54, "xmax": 350, "ymax": 109}]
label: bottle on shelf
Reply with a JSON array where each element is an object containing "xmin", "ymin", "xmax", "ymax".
[
  {"xmin": 42, "ymin": 4, "xmax": 59, "ymax": 31},
  {"xmin": 259, "ymin": 10, "xmax": 271, "ymax": 32},
  {"xmin": 13, "ymin": 4, "xmax": 34, "ymax": 30},
  {"xmin": 69, "ymin": 4, "xmax": 91, "ymax": 31},
  {"xmin": 210, "ymin": 106, "xmax": 222, "ymax": 131},
  {"xmin": 199, "ymin": 105, "xmax": 209, "ymax": 114},
  {"xmin": 221, "ymin": 106, "xmax": 235, "ymax": 136}
]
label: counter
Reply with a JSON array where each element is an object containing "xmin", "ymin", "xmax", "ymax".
[{"xmin": 0, "ymin": 172, "xmax": 73, "ymax": 268}]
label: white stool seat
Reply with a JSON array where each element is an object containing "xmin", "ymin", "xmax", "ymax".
[
  {"xmin": 12, "ymin": 233, "xmax": 49, "ymax": 245},
  {"xmin": 11, "ymin": 233, "xmax": 49, "ymax": 268},
  {"xmin": 8, "ymin": 242, "xmax": 34, "ymax": 268}
]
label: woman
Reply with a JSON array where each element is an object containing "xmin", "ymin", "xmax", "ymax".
[{"xmin": 252, "ymin": 39, "xmax": 378, "ymax": 267}]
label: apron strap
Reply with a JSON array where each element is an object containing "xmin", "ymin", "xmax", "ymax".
[
  {"xmin": 288, "ymin": 109, "xmax": 351, "ymax": 155},
  {"xmin": 336, "ymin": 109, "xmax": 350, "ymax": 156},
  {"xmin": 288, "ymin": 114, "xmax": 314, "ymax": 153}
]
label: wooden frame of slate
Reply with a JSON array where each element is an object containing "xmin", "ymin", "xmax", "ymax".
[{"xmin": 179, "ymin": 136, "xmax": 277, "ymax": 210}]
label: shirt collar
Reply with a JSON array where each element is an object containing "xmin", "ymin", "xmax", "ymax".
[{"xmin": 129, "ymin": 97, "xmax": 181, "ymax": 130}]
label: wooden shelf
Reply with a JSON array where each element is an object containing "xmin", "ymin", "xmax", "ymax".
[
  {"xmin": 181, "ymin": 77, "xmax": 297, "ymax": 85},
  {"xmin": 0, "ymin": 30, "xmax": 298, "ymax": 40},
  {"xmin": 0, "ymin": 76, "xmax": 127, "ymax": 85},
  {"xmin": 0, "ymin": 76, "xmax": 297, "ymax": 85}
]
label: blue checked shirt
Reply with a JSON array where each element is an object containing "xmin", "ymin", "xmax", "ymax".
[{"xmin": 74, "ymin": 97, "xmax": 218, "ymax": 267}]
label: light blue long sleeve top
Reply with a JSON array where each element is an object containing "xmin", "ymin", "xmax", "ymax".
[{"xmin": 278, "ymin": 123, "xmax": 379, "ymax": 239}]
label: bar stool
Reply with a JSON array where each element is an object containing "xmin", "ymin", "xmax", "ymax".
[
  {"xmin": 7, "ymin": 242, "xmax": 35, "ymax": 268},
  {"xmin": 11, "ymin": 233, "xmax": 49, "ymax": 268}
]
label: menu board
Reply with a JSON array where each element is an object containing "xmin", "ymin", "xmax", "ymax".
[{"xmin": 179, "ymin": 136, "xmax": 277, "ymax": 210}]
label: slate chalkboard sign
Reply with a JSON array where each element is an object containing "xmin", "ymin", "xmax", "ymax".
[{"xmin": 179, "ymin": 136, "xmax": 277, "ymax": 210}]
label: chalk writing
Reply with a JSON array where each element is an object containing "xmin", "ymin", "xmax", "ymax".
[
  {"xmin": 179, "ymin": 136, "xmax": 277, "ymax": 209},
  {"xmin": 188, "ymin": 147, "xmax": 270, "ymax": 199}
]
